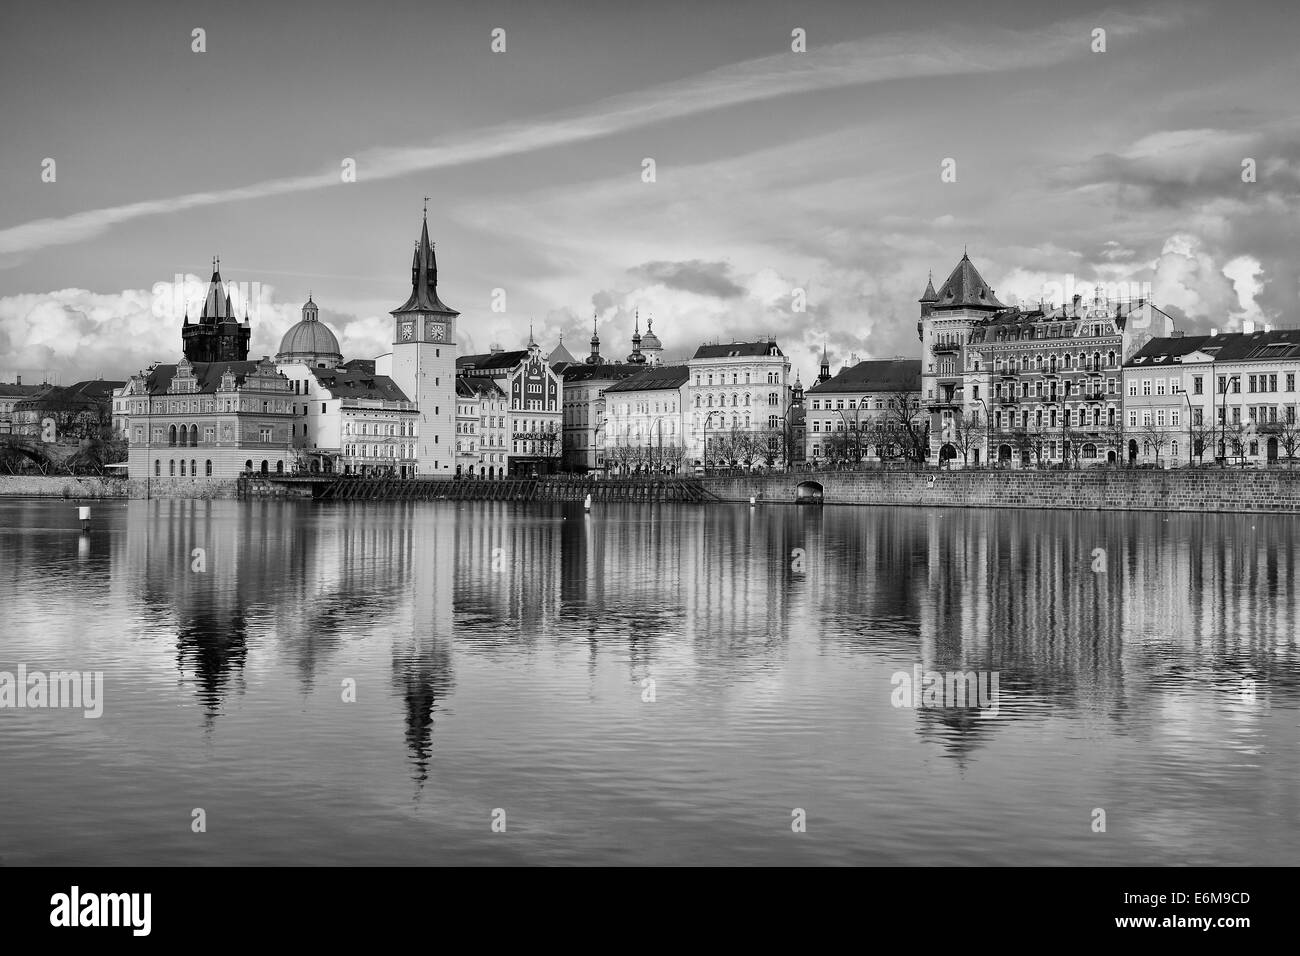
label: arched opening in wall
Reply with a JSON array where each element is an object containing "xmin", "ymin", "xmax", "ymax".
[
  {"xmin": 276, "ymin": 460, "xmax": 284, "ymax": 473},
  {"xmin": 1128, "ymin": 439, "xmax": 1138, "ymax": 463},
  {"xmin": 190, "ymin": 459, "xmax": 196, "ymax": 476},
  {"xmin": 260, "ymin": 460, "xmax": 269, "ymax": 474},
  {"xmin": 796, "ymin": 480, "xmax": 824, "ymax": 505},
  {"xmin": 245, "ymin": 459, "xmax": 253, "ymax": 473},
  {"xmin": 939, "ymin": 443, "xmax": 957, "ymax": 466},
  {"xmin": 169, "ymin": 459, "xmax": 175, "ymax": 476},
  {"xmin": 205, "ymin": 460, "xmax": 212, "ymax": 477},
  {"xmin": 168, "ymin": 425, "xmax": 177, "ymax": 446},
  {"xmin": 1108, "ymin": 450, "xmax": 1117, "ymax": 464},
  {"xmin": 1268, "ymin": 436, "xmax": 1279, "ymax": 463},
  {"xmin": 998, "ymin": 444, "xmax": 1012, "ymax": 466},
  {"xmin": 190, "ymin": 425, "xmax": 198, "ymax": 446},
  {"xmin": 1082, "ymin": 443, "xmax": 1097, "ymax": 462},
  {"xmin": 154, "ymin": 460, "xmax": 161, "ymax": 476}
]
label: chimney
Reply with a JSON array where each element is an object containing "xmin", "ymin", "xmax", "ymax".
[
  {"xmin": 1243, "ymin": 320, "xmax": 1255, "ymax": 334},
  {"xmin": 1264, "ymin": 324, "xmax": 1273, "ymax": 333},
  {"xmin": 1210, "ymin": 327, "xmax": 1218, "ymax": 336},
  {"xmin": 15, "ymin": 375, "xmax": 19, "ymax": 386},
  {"xmin": 1171, "ymin": 330, "xmax": 1184, "ymax": 338}
]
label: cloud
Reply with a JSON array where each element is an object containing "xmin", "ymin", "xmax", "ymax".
[
  {"xmin": 0, "ymin": 6, "xmax": 1191, "ymax": 261},
  {"xmin": 631, "ymin": 260, "xmax": 746, "ymax": 298},
  {"xmin": 0, "ymin": 279, "xmax": 388, "ymax": 383}
]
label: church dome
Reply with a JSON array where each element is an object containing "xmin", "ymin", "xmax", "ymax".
[{"xmin": 276, "ymin": 296, "xmax": 343, "ymax": 368}]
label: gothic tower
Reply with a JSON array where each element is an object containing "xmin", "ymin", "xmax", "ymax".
[{"xmin": 182, "ymin": 258, "xmax": 251, "ymax": 363}]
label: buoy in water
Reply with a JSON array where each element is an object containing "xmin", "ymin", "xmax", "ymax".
[
  {"xmin": 584, "ymin": 493, "xmax": 592, "ymax": 512},
  {"xmin": 78, "ymin": 505, "xmax": 91, "ymax": 533}
]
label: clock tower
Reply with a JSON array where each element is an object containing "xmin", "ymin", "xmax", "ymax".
[{"xmin": 390, "ymin": 210, "xmax": 460, "ymax": 476}]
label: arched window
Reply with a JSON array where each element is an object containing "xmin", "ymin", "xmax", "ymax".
[
  {"xmin": 191, "ymin": 459, "xmax": 196, "ymax": 476},
  {"xmin": 1107, "ymin": 351, "xmax": 1116, "ymax": 368},
  {"xmin": 706, "ymin": 395, "xmax": 713, "ymax": 407},
  {"xmin": 168, "ymin": 425, "xmax": 177, "ymax": 446},
  {"xmin": 180, "ymin": 459, "xmax": 186, "ymax": 476},
  {"xmin": 190, "ymin": 425, "xmax": 198, "ymax": 446},
  {"xmin": 260, "ymin": 460, "xmax": 269, "ymax": 474},
  {"xmin": 276, "ymin": 461, "xmax": 283, "ymax": 473},
  {"xmin": 205, "ymin": 460, "xmax": 212, "ymax": 477},
  {"xmin": 154, "ymin": 459, "xmax": 161, "ymax": 476},
  {"xmin": 169, "ymin": 459, "xmax": 175, "ymax": 476},
  {"xmin": 245, "ymin": 459, "xmax": 253, "ymax": 472}
]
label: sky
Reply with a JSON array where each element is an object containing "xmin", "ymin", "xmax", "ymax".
[{"xmin": 1, "ymin": 0, "xmax": 1297, "ymax": 385}]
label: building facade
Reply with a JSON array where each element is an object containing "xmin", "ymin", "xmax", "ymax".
[
  {"xmin": 1123, "ymin": 327, "xmax": 1300, "ymax": 467},
  {"xmin": 686, "ymin": 339, "xmax": 792, "ymax": 467},
  {"xmin": 118, "ymin": 356, "xmax": 298, "ymax": 481},
  {"xmin": 918, "ymin": 252, "xmax": 1174, "ymax": 467},
  {"xmin": 560, "ymin": 362, "xmax": 641, "ymax": 473},
  {"xmin": 804, "ymin": 360, "xmax": 923, "ymax": 465},
  {"xmin": 603, "ymin": 365, "xmax": 690, "ymax": 474}
]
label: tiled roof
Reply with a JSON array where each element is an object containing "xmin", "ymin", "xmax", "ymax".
[
  {"xmin": 457, "ymin": 350, "xmax": 529, "ymax": 371},
  {"xmin": 142, "ymin": 361, "xmax": 265, "ymax": 395},
  {"xmin": 932, "ymin": 254, "xmax": 1005, "ymax": 311},
  {"xmin": 309, "ymin": 366, "xmax": 412, "ymax": 402},
  {"xmin": 561, "ymin": 362, "xmax": 644, "ymax": 383},
  {"xmin": 604, "ymin": 365, "xmax": 690, "ymax": 392},
  {"xmin": 806, "ymin": 359, "xmax": 920, "ymax": 394},
  {"xmin": 1127, "ymin": 330, "xmax": 1300, "ymax": 366},
  {"xmin": 691, "ymin": 341, "xmax": 783, "ymax": 359},
  {"xmin": 0, "ymin": 384, "xmax": 51, "ymax": 398}
]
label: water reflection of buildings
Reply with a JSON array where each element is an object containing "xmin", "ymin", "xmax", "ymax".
[{"xmin": 905, "ymin": 509, "xmax": 1300, "ymax": 761}]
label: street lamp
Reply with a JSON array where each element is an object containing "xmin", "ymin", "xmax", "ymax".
[
  {"xmin": 976, "ymin": 397, "xmax": 990, "ymax": 468},
  {"xmin": 1215, "ymin": 372, "xmax": 1240, "ymax": 466},
  {"xmin": 1181, "ymin": 386, "xmax": 1194, "ymax": 467}
]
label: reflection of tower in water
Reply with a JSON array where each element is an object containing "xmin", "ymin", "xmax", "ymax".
[{"xmin": 392, "ymin": 508, "xmax": 457, "ymax": 789}]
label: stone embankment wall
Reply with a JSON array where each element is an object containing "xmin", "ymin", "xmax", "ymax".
[
  {"xmin": 702, "ymin": 469, "xmax": 1300, "ymax": 515},
  {"xmin": 0, "ymin": 476, "xmax": 239, "ymax": 499}
]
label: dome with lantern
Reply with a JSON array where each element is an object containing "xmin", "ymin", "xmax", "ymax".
[{"xmin": 276, "ymin": 295, "xmax": 343, "ymax": 368}]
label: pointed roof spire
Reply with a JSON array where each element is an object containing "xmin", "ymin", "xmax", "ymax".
[
  {"xmin": 920, "ymin": 270, "xmax": 939, "ymax": 302},
  {"xmin": 528, "ymin": 320, "xmax": 536, "ymax": 347},
  {"xmin": 393, "ymin": 210, "xmax": 459, "ymax": 317}
]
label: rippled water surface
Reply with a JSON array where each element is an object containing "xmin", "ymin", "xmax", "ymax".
[{"xmin": 0, "ymin": 497, "xmax": 1297, "ymax": 865}]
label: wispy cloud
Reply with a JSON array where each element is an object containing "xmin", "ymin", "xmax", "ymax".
[{"xmin": 0, "ymin": 6, "xmax": 1192, "ymax": 261}]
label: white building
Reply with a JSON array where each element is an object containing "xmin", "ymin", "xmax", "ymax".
[
  {"xmin": 685, "ymin": 339, "xmax": 792, "ymax": 467},
  {"xmin": 603, "ymin": 365, "xmax": 689, "ymax": 474},
  {"xmin": 388, "ymin": 214, "xmax": 460, "ymax": 477},
  {"xmin": 1123, "ymin": 327, "xmax": 1300, "ymax": 467}
]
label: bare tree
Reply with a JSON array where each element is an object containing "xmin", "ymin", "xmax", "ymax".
[
  {"xmin": 1272, "ymin": 413, "xmax": 1300, "ymax": 467},
  {"xmin": 887, "ymin": 392, "xmax": 928, "ymax": 463},
  {"xmin": 941, "ymin": 412, "xmax": 986, "ymax": 467}
]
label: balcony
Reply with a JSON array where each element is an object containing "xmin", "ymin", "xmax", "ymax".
[
  {"xmin": 932, "ymin": 342, "xmax": 961, "ymax": 355},
  {"xmin": 999, "ymin": 368, "xmax": 1020, "ymax": 379},
  {"xmin": 999, "ymin": 395, "xmax": 1019, "ymax": 405}
]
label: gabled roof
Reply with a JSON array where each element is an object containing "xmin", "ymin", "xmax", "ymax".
[
  {"xmin": 455, "ymin": 378, "xmax": 505, "ymax": 398},
  {"xmin": 604, "ymin": 365, "xmax": 690, "ymax": 392},
  {"xmin": 932, "ymin": 253, "xmax": 1004, "ymax": 311},
  {"xmin": 691, "ymin": 340, "xmax": 783, "ymax": 360},
  {"xmin": 0, "ymin": 383, "xmax": 52, "ymax": 398},
  {"xmin": 308, "ymin": 366, "xmax": 412, "ymax": 402},
  {"xmin": 806, "ymin": 359, "xmax": 920, "ymax": 394}
]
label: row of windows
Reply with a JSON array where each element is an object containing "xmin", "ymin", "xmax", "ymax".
[
  {"xmin": 692, "ymin": 369, "xmax": 784, "ymax": 387},
  {"xmin": 994, "ymin": 352, "xmax": 1117, "ymax": 372},
  {"xmin": 342, "ymin": 444, "xmax": 414, "ymax": 459},
  {"xmin": 811, "ymin": 397, "xmax": 922, "ymax": 411},
  {"xmin": 343, "ymin": 421, "xmax": 412, "ymax": 437},
  {"xmin": 996, "ymin": 408, "xmax": 1118, "ymax": 429},
  {"xmin": 1003, "ymin": 380, "xmax": 1118, "ymax": 399},
  {"xmin": 154, "ymin": 459, "xmax": 214, "ymax": 477}
]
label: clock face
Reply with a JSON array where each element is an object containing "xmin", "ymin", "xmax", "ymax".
[
  {"xmin": 426, "ymin": 322, "xmax": 445, "ymax": 342},
  {"xmin": 399, "ymin": 321, "xmax": 414, "ymax": 341}
]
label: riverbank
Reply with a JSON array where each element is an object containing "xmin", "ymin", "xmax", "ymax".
[
  {"xmin": 5, "ymin": 469, "xmax": 1300, "ymax": 514},
  {"xmin": 703, "ymin": 468, "xmax": 1300, "ymax": 514}
]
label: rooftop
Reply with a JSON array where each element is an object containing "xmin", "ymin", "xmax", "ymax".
[{"xmin": 604, "ymin": 365, "xmax": 690, "ymax": 392}]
